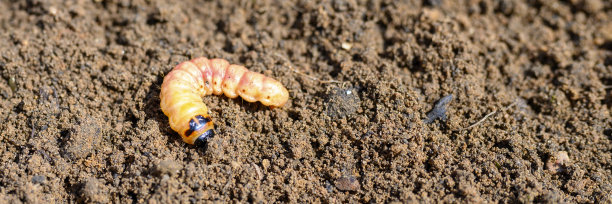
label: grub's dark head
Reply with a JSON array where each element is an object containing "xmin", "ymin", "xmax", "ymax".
[{"xmin": 184, "ymin": 115, "xmax": 214, "ymax": 150}]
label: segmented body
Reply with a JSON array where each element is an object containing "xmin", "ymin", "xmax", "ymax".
[{"xmin": 160, "ymin": 57, "xmax": 289, "ymax": 148}]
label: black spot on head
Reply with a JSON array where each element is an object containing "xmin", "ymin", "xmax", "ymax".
[
  {"xmin": 189, "ymin": 118, "xmax": 198, "ymax": 128},
  {"xmin": 184, "ymin": 129, "xmax": 194, "ymax": 138},
  {"xmin": 195, "ymin": 115, "xmax": 211, "ymax": 124},
  {"xmin": 194, "ymin": 129, "xmax": 215, "ymax": 151}
]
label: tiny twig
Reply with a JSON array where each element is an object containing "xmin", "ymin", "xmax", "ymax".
[{"xmin": 462, "ymin": 100, "xmax": 518, "ymax": 130}]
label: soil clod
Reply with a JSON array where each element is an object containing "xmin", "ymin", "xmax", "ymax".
[
  {"xmin": 335, "ymin": 176, "xmax": 360, "ymax": 192},
  {"xmin": 78, "ymin": 177, "xmax": 109, "ymax": 203},
  {"xmin": 155, "ymin": 159, "xmax": 183, "ymax": 176},
  {"xmin": 546, "ymin": 151, "xmax": 571, "ymax": 174}
]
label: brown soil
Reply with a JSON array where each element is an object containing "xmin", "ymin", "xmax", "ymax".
[{"xmin": 1, "ymin": 0, "xmax": 611, "ymax": 203}]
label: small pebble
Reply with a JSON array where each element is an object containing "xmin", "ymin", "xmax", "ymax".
[
  {"xmin": 31, "ymin": 175, "xmax": 46, "ymax": 184},
  {"xmin": 424, "ymin": 94, "xmax": 453, "ymax": 124},
  {"xmin": 261, "ymin": 159, "xmax": 270, "ymax": 170},
  {"xmin": 341, "ymin": 42, "xmax": 352, "ymax": 50}
]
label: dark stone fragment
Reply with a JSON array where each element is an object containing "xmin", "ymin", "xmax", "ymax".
[{"xmin": 424, "ymin": 94, "xmax": 453, "ymax": 124}]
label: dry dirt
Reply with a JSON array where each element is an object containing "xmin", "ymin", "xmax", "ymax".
[{"xmin": 1, "ymin": 0, "xmax": 611, "ymax": 203}]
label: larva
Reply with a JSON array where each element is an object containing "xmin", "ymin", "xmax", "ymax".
[{"xmin": 160, "ymin": 57, "xmax": 289, "ymax": 149}]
